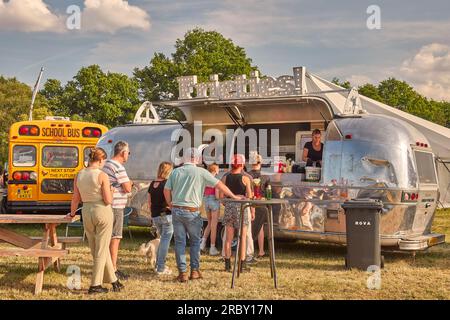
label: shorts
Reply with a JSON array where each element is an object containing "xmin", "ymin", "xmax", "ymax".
[
  {"xmin": 223, "ymin": 202, "xmax": 250, "ymax": 229},
  {"xmin": 112, "ymin": 208, "xmax": 124, "ymax": 239},
  {"xmin": 203, "ymin": 195, "xmax": 220, "ymax": 212}
]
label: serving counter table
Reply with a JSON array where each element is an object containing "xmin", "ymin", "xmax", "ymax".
[
  {"xmin": 220, "ymin": 198, "xmax": 288, "ymax": 289},
  {"xmin": 0, "ymin": 214, "xmax": 80, "ymax": 294}
]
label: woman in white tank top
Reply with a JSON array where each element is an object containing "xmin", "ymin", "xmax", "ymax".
[{"xmin": 68, "ymin": 148, "xmax": 124, "ymax": 294}]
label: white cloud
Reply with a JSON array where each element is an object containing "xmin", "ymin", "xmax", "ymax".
[
  {"xmin": 400, "ymin": 43, "xmax": 450, "ymax": 101},
  {"xmin": 345, "ymin": 75, "xmax": 375, "ymax": 87},
  {"xmin": 317, "ymin": 44, "xmax": 450, "ymax": 101},
  {"xmin": 0, "ymin": 0, "xmax": 150, "ymax": 33},
  {"xmin": 0, "ymin": 0, "xmax": 64, "ymax": 32},
  {"xmin": 85, "ymin": 36, "xmax": 153, "ymax": 74},
  {"xmin": 82, "ymin": 0, "xmax": 151, "ymax": 33}
]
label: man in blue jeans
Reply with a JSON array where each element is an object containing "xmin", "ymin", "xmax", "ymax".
[{"xmin": 164, "ymin": 148, "xmax": 241, "ymax": 282}]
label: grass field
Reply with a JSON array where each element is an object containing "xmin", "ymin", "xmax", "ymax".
[{"xmin": 0, "ymin": 209, "xmax": 449, "ymax": 300}]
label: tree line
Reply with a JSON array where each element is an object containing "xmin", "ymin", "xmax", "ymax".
[
  {"xmin": 0, "ymin": 28, "xmax": 449, "ymax": 167},
  {"xmin": 332, "ymin": 78, "xmax": 449, "ymax": 128}
]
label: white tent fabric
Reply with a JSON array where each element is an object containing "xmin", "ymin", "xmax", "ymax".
[{"xmin": 305, "ymin": 72, "xmax": 450, "ymax": 207}]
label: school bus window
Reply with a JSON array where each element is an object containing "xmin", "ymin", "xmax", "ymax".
[
  {"xmin": 12, "ymin": 145, "xmax": 36, "ymax": 167},
  {"xmin": 42, "ymin": 146, "xmax": 79, "ymax": 168},
  {"xmin": 83, "ymin": 147, "xmax": 93, "ymax": 167},
  {"xmin": 41, "ymin": 179, "xmax": 74, "ymax": 194}
]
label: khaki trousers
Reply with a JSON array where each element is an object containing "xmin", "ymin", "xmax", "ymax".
[{"xmin": 82, "ymin": 201, "xmax": 117, "ymax": 286}]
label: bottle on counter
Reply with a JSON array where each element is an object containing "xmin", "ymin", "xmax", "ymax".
[
  {"xmin": 253, "ymin": 178, "xmax": 262, "ymax": 200},
  {"xmin": 265, "ymin": 184, "xmax": 272, "ymax": 200},
  {"xmin": 286, "ymin": 158, "xmax": 292, "ymax": 173}
]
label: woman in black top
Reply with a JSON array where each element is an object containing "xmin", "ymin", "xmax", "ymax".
[
  {"xmin": 147, "ymin": 162, "xmax": 173, "ymax": 275},
  {"xmin": 220, "ymin": 154, "xmax": 254, "ymax": 272},
  {"xmin": 302, "ymin": 129, "xmax": 324, "ymax": 167}
]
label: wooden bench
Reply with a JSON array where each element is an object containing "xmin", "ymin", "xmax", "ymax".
[
  {"xmin": 1, "ymin": 236, "xmax": 83, "ymax": 249},
  {"xmin": 0, "ymin": 214, "xmax": 80, "ymax": 294},
  {"xmin": 0, "ymin": 248, "xmax": 68, "ymax": 258},
  {"xmin": 30, "ymin": 236, "xmax": 83, "ymax": 245}
]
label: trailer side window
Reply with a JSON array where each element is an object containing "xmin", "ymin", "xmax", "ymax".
[
  {"xmin": 325, "ymin": 121, "xmax": 343, "ymax": 141},
  {"xmin": 414, "ymin": 151, "xmax": 437, "ymax": 184}
]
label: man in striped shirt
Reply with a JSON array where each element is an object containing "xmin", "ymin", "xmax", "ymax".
[{"xmin": 102, "ymin": 141, "xmax": 133, "ymax": 281}]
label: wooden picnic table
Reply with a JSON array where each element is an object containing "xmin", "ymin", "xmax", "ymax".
[{"xmin": 0, "ymin": 214, "xmax": 80, "ymax": 294}]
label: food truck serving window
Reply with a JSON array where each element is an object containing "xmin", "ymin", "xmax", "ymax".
[
  {"xmin": 42, "ymin": 146, "xmax": 79, "ymax": 168},
  {"xmin": 13, "ymin": 145, "xmax": 36, "ymax": 167},
  {"xmin": 414, "ymin": 151, "xmax": 437, "ymax": 184}
]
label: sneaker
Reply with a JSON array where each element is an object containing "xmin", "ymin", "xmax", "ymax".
[
  {"xmin": 176, "ymin": 271, "xmax": 189, "ymax": 283},
  {"xmin": 88, "ymin": 285, "xmax": 109, "ymax": 294},
  {"xmin": 156, "ymin": 267, "xmax": 172, "ymax": 276},
  {"xmin": 112, "ymin": 280, "xmax": 124, "ymax": 292},
  {"xmin": 200, "ymin": 238, "xmax": 207, "ymax": 252},
  {"xmin": 246, "ymin": 256, "xmax": 258, "ymax": 264},
  {"xmin": 209, "ymin": 246, "xmax": 220, "ymax": 256},
  {"xmin": 115, "ymin": 270, "xmax": 129, "ymax": 281},
  {"xmin": 189, "ymin": 269, "xmax": 203, "ymax": 280}
]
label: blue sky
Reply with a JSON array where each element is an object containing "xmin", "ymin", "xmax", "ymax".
[{"xmin": 1, "ymin": 0, "xmax": 450, "ymax": 100}]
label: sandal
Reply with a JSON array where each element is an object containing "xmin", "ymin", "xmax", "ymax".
[{"xmin": 257, "ymin": 253, "xmax": 266, "ymax": 258}]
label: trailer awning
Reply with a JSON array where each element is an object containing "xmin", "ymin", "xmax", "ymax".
[{"xmin": 159, "ymin": 96, "xmax": 334, "ymax": 126}]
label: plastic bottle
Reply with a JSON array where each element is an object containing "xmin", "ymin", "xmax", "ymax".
[{"xmin": 266, "ymin": 184, "xmax": 272, "ymax": 200}]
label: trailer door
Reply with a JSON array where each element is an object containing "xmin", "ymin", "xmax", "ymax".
[{"xmin": 412, "ymin": 150, "xmax": 439, "ymax": 234}]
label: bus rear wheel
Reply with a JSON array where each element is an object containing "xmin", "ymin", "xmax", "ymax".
[{"xmin": 0, "ymin": 195, "xmax": 7, "ymax": 214}]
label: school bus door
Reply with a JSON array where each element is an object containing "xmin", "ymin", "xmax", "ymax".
[{"xmin": 38, "ymin": 144, "xmax": 80, "ymax": 203}]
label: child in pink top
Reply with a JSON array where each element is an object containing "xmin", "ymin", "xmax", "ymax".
[{"xmin": 200, "ymin": 164, "xmax": 220, "ymax": 255}]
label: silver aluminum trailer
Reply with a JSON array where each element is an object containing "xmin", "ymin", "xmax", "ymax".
[{"xmin": 97, "ymin": 69, "xmax": 445, "ymax": 251}]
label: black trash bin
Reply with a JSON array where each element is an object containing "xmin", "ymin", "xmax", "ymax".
[{"xmin": 342, "ymin": 199, "xmax": 384, "ymax": 270}]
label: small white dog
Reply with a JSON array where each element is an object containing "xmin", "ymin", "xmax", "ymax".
[{"xmin": 138, "ymin": 238, "xmax": 160, "ymax": 270}]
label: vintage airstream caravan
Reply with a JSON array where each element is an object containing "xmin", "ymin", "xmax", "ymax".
[{"xmin": 97, "ymin": 67, "xmax": 446, "ymax": 251}]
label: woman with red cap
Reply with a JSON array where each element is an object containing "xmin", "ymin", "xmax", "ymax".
[{"xmin": 220, "ymin": 154, "xmax": 255, "ymax": 273}]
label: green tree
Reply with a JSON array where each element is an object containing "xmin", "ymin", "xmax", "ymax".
[
  {"xmin": 358, "ymin": 83, "xmax": 382, "ymax": 102},
  {"xmin": 134, "ymin": 28, "xmax": 258, "ymax": 118},
  {"xmin": 334, "ymin": 76, "xmax": 449, "ymax": 127},
  {"xmin": 439, "ymin": 101, "xmax": 450, "ymax": 127},
  {"xmin": 375, "ymin": 78, "xmax": 447, "ymax": 126},
  {"xmin": 377, "ymin": 78, "xmax": 418, "ymax": 111},
  {"xmin": 41, "ymin": 65, "xmax": 140, "ymax": 128},
  {"xmin": 0, "ymin": 76, "xmax": 52, "ymax": 166}
]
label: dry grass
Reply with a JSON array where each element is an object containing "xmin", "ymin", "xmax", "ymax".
[{"xmin": 0, "ymin": 209, "xmax": 449, "ymax": 300}]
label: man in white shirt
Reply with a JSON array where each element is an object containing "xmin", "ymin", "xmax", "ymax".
[{"xmin": 102, "ymin": 141, "xmax": 132, "ymax": 281}]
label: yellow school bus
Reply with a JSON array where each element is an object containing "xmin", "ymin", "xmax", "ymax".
[{"xmin": 5, "ymin": 117, "xmax": 108, "ymax": 213}]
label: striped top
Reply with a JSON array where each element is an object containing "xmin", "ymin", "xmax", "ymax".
[{"xmin": 102, "ymin": 159, "xmax": 130, "ymax": 209}]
